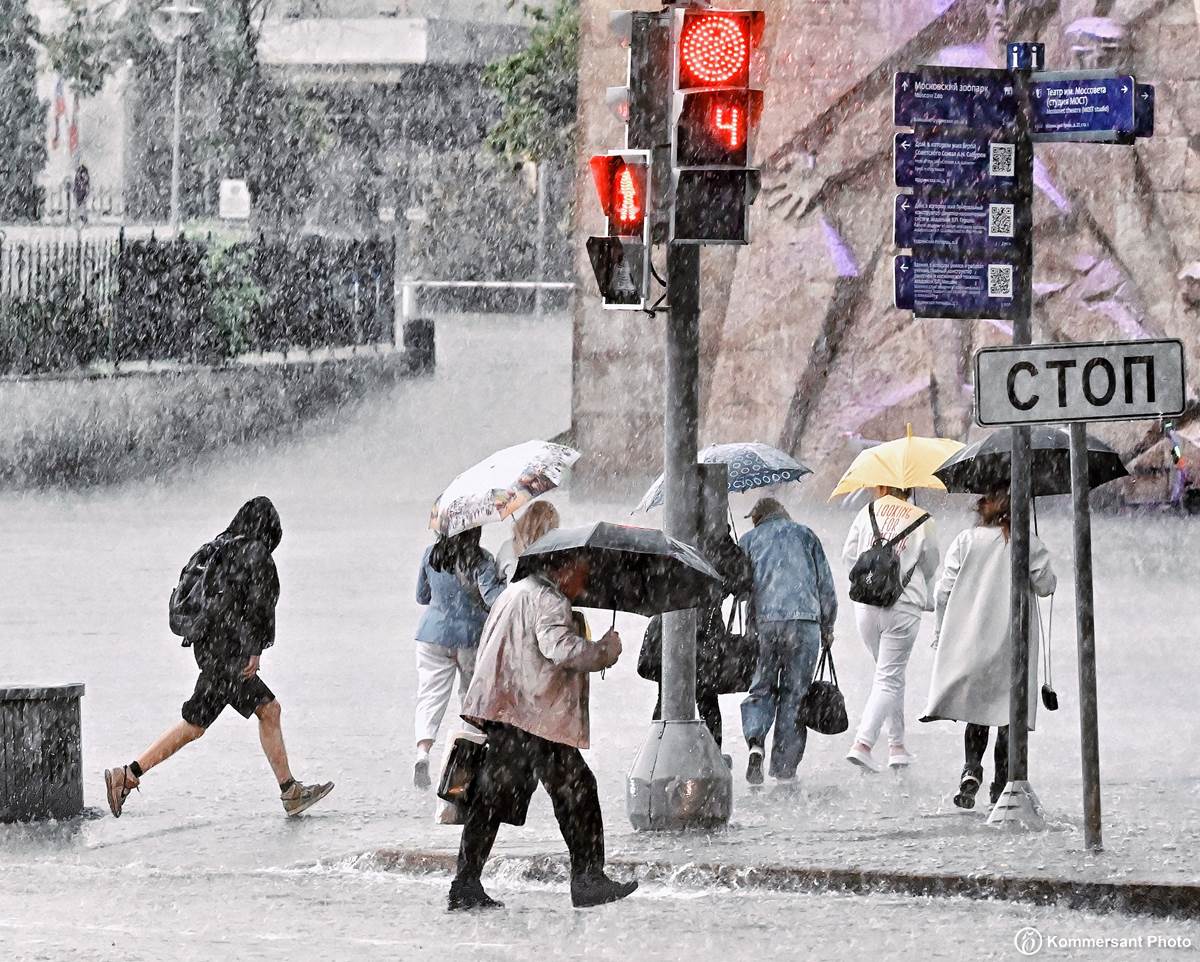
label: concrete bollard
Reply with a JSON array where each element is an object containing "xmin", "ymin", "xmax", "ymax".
[
  {"xmin": 402, "ymin": 318, "xmax": 436, "ymax": 375},
  {"xmin": 0, "ymin": 685, "xmax": 85, "ymax": 822}
]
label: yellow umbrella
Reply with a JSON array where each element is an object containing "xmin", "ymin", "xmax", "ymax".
[{"xmin": 829, "ymin": 425, "xmax": 966, "ymax": 499}]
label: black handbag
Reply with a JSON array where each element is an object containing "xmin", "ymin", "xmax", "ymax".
[
  {"xmin": 637, "ymin": 615, "xmax": 663, "ymax": 682},
  {"xmin": 436, "ymin": 735, "xmax": 487, "ymax": 805},
  {"xmin": 702, "ymin": 600, "xmax": 758, "ymax": 695},
  {"xmin": 1037, "ymin": 594, "xmax": 1059, "ymax": 711},
  {"xmin": 799, "ymin": 647, "xmax": 849, "ymax": 735}
]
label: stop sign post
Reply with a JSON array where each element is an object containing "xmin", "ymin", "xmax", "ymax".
[{"xmin": 974, "ymin": 338, "xmax": 1183, "ymax": 852}]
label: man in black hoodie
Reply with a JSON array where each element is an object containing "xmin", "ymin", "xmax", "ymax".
[{"xmin": 104, "ymin": 497, "xmax": 333, "ymax": 818}]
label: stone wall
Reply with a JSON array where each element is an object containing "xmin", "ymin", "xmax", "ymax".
[{"xmin": 571, "ymin": 0, "xmax": 1200, "ymax": 494}]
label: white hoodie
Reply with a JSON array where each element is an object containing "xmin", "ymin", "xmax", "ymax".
[{"xmin": 841, "ymin": 495, "xmax": 941, "ymax": 613}]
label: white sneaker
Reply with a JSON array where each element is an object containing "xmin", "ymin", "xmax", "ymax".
[
  {"xmin": 746, "ymin": 747, "xmax": 764, "ymax": 785},
  {"xmin": 889, "ymin": 750, "xmax": 916, "ymax": 768},
  {"xmin": 414, "ymin": 752, "xmax": 431, "ymax": 790},
  {"xmin": 845, "ymin": 745, "xmax": 882, "ymax": 773}
]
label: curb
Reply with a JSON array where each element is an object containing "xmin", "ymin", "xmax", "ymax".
[{"xmin": 347, "ymin": 848, "xmax": 1200, "ymax": 919}]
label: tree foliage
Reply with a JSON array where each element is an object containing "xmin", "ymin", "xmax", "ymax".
[
  {"xmin": 104, "ymin": 0, "xmax": 328, "ymax": 228},
  {"xmin": 43, "ymin": 0, "xmax": 115, "ymax": 98},
  {"xmin": 0, "ymin": 0, "xmax": 48, "ymax": 220},
  {"xmin": 483, "ymin": 0, "xmax": 580, "ymax": 164}
]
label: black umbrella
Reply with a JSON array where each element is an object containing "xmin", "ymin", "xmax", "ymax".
[
  {"xmin": 933, "ymin": 426, "xmax": 1128, "ymax": 497},
  {"xmin": 514, "ymin": 521, "xmax": 722, "ymax": 616}
]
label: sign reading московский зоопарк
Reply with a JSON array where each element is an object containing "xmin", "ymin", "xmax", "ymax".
[{"xmin": 894, "ymin": 68, "xmax": 1016, "ymax": 128}]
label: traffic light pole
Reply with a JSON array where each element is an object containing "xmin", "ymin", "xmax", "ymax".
[
  {"xmin": 661, "ymin": 242, "xmax": 701, "ymax": 723},
  {"xmin": 626, "ymin": 242, "xmax": 734, "ymax": 831}
]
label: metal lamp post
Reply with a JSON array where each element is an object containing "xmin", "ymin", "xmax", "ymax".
[{"xmin": 150, "ymin": 3, "xmax": 202, "ymax": 234}]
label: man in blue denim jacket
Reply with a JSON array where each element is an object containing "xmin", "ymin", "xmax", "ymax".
[{"xmin": 738, "ymin": 497, "xmax": 838, "ymax": 785}]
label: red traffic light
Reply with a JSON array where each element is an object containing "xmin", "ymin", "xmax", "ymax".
[
  {"xmin": 590, "ymin": 154, "xmax": 650, "ymax": 236},
  {"xmin": 676, "ymin": 11, "xmax": 763, "ymax": 90}
]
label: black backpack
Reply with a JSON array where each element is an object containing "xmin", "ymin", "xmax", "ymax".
[
  {"xmin": 848, "ymin": 502, "xmax": 931, "ymax": 608},
  {"xmin": 168, "ymin": 537, "xmax": 238, "ymax": 641}
]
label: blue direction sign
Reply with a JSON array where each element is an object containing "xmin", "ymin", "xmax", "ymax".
[
  {"xmin": 1030, "ymin": 73, "xmax": 1135, "ymax": 141},
  {"xmin": 1135, "ymin": 83, "xmax": 1155, "ymax": 138},
  {"xmin": 894, "ymin": 255, "xmax": 1021, "ymax": 320},
  {"xmin": 894, "ymin": 67, "xmax": 1016, "ymax": 129},
  {"xmin": 894, "ymin": 130, "xmax": 1018, "ymax": 190},
  {"xmin": 895, "ymin": 194, "xmax": 1022, "ymax": 255}
]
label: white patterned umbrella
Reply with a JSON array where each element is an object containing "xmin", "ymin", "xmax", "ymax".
[
  {"xmin": 430, "ymin": 440, "xmax": 581, "ymax": 537},
  {"xmin": 634, "ymin": 442, "xmax": 811, "ymax": 513}
]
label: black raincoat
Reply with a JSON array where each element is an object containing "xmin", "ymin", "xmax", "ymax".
[{"xmin": 185, "ymin": 497, "xmax": 282, "ymax": 668}]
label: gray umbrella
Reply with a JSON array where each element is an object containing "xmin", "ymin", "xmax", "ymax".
[{"xmin": 514, "ymin": 521, "xmax": 721, "ymax": 616}]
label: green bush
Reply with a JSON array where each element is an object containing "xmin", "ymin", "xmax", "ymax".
[{"xmin": 204, "ymin": 241, "xmax": 264, "ymax": 359}]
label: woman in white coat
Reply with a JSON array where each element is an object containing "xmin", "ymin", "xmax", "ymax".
[{"xmin": 921, "ymin": 489, "xmax": 1057, "ymax": 809}]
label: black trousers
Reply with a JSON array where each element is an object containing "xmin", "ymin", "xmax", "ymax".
[
  {"xmin": 652, "ymin": 685, "xmax": 722, "ymax": 747},
  {"xmin": 964, "ymin": 724, "xmax": 1009, "ymax": 790},
  {"xmin": 456, "ymin": 723, "xmax": 605, "ymax": 884}
]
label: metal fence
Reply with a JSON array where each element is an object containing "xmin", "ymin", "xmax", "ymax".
[
  {"xmin": 0, "ymin": 232, "xmax": 395, "ymax": 376},
  {"xmin": 0, "ymin": 236, "xmax": 120, "ymax": 375}
]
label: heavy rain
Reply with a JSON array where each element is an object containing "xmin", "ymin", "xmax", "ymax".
[{"xmin": 1, "ymin": 0, "xmax": 1199, "ymax": 959}]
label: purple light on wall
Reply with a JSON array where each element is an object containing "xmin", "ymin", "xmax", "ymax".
[
  {"xmin": 1034, "ymin": 158, "xmax": 1073, "ymax": 213},
  {"xmin": 819, "ymin": 214, "xmax": 859, "ymax": 277}
]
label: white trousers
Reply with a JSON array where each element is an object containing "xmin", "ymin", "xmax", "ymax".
[
  {"xmin": 414, "ymin": 642, "xmax": 477, "ymax": 746},
  {"xmin": 852, "ymin": 605, "xmax": 922, "ymax": 750}
]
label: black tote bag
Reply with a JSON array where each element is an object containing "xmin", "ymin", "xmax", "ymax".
[{"xmin": 798, "ymin": 647, "xmax": 849, "ymax": 735}]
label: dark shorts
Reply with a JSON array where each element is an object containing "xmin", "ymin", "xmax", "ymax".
[{"xmin": 181, "ymin": 667, "xmax": 275, "ymax": 729}]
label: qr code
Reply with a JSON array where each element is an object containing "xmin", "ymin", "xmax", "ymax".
[
  {"xmin": 989, "ymin": 142, "xmax": 1016, "ymax": 177},
  {"xmin": 988, "ymin": 203, "xmax": 1015, "ymax": 237},
  {"xmin": 987, "ymin": 264, "xmax": 1014, "ymax": 299}
]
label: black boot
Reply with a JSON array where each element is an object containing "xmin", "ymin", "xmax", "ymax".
[
  {"xmin": 953, "ymin": 766, "xmax": 983, "ymax": 810},
  {"xmin": 570, "ymin": 872, "xmax": 639, "ymax": 908},
  {"xmin": 989, "ymin": 781, "xmax": 1005, "ymax": 806},
  {"xmin": 448, "ymin": 877, "xmax": 504, "ymax": 911}
]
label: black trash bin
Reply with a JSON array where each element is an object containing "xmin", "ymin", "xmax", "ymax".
[
  {"xmin": 402, "ymin": 318, "xmax": 435, "ymax": 375},
  {"xmin": 1, "ymin": 684, "xmax": 85, "ymax": 822}
]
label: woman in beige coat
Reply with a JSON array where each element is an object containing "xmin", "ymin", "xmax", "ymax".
[
  {"xmin": 449, "ymin": 555, "xmax": 637, "ymax": 912},
  {"xmin": 922, "ymin": 490, "xmax": 1057, "ymax": 809}
]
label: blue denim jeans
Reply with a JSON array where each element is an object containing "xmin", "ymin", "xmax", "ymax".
[{"xmin": 740, "ymin": 619, "xmax": 821, "ymax": 779}]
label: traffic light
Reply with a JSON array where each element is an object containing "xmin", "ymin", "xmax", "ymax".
[
  {"xmin": 587, "ymin": 151, "xmax": 652, "ymax": 309},
  {"xmin": 670, "ymin": 9, "xmax": 765, "ymax": 244},
  {"xmin": 608, "ymin": 11, "xmax": 672, "ymax": 151}
]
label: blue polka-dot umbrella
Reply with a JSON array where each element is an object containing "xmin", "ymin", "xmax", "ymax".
[{"xmin": 634, "ymin": 442, "xmax": 812, "ymax": 513}]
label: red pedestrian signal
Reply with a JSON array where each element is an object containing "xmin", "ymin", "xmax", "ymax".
[
  {"xmin": 587, "ymin": 150, "xmax": 652, "ymax": 309},
  {"xmin": 590, "ymin": 153, "xmax": 650, "ymax": 238}
]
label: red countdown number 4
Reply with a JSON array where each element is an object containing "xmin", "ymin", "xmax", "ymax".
[{"xmin": 713, "ymin": 104, "xmax": 743, "ymax": 149}]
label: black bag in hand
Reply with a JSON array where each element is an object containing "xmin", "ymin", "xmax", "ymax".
[
  {"xmin": 637, "ymin": 615, "xmax": 662, "ymax": 682},
  {"xmin": 798, "ymin": 647, "xmax": 849, "ymax": 735},
  {"xmin": 701, "ymin": 601, "xmax": 758, "ymax": 695}
]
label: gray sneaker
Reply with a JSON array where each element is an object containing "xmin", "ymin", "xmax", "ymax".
[{"xmin": 282, "ymin": 780, "xmax": 334, "ymax": 817}]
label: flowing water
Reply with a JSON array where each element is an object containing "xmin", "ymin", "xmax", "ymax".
[{"xmin": 1, "ymin": 315, "xmax": 1198, "ymax": 959}]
